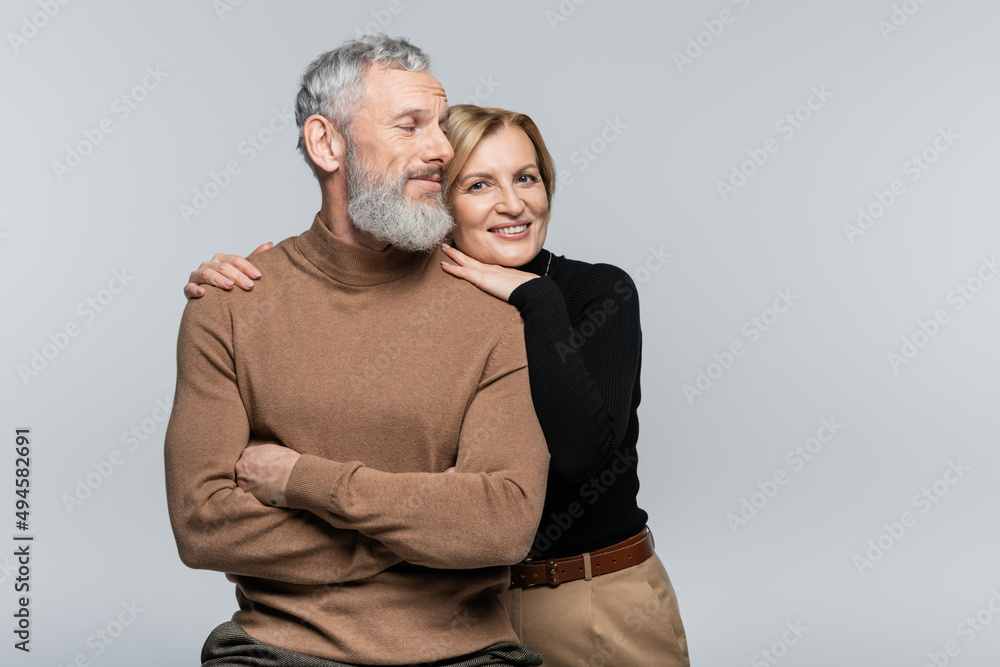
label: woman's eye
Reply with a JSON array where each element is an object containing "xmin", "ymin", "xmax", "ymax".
[
  {"xmin": 468, "ymin": 181, "xmax": 485, "ymax": 191},
  {"xmin": 517, "ymin": 174, "xmax": 538, "ymax": 183}
]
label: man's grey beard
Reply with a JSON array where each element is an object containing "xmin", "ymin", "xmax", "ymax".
[{"xmin": 345, "ymin": 141, "xmax": 454, "ymax": 254}]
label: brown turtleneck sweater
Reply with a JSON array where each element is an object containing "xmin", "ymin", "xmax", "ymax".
[{"xmin": 164, "ymin": 215, "xmax": 549, "ymax": 665}]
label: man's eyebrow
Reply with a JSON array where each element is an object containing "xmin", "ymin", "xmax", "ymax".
[{"xmin": 388, "ymin": 107, "xmax": 438, "ymax": 122}]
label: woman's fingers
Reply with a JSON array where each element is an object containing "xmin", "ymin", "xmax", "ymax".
[
  {"xmin": 249, "ymin": 242, "xmax": 273, "ymax": 256},
  {"xmin": 183, "ymin": 281, "xmax": 206, "ymax": 299},
  {"xmin": 210, "ymin": 252, "xmax": 261, "ymax": 285},
  {"xmin": 184, "ymin": 247, "xmax": 270, "ymax": 299},
  {"xmin": 440, "ymin": 243, "xmax": 479, "ymax": 267},
  {"xmin": 440, "ymin": 260, "xmax": 481, "ymax": 286},
  {"xmin": 195, "ymin": 255, "xmax": 259, "ymax": 287},
  {"xmin": 227, "ymin": 255, "xmax": 263, "ymax": 282},
  {"xmin": 188, "ymin": 266, "xmax": 235, "ymax": 288},
  {"xmin": 441, "ymin": 260, "xmax": 532, "ymax": 302}
]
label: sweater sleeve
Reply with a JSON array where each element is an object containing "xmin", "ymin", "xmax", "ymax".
[
  {"xmin": 283, "ymin": 312, "xmax": 549, "ymax": 569},
  {"xmin": 164, "ymin": 291, "xmax": 401, "ymax": 584},
  {"xmin": 507, "ymin": 266, "xmax": 641, "ymax": 481}
]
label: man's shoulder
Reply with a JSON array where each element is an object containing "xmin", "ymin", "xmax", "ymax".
[
  {"xmin": 246, "ymin": 234, "xmax": 303, "ymax": 274},
  {"xmin": 421, "ymin": 248, "xmax": 521, "ymax": 320},
  {"xmin": 179, "ymin": 234, "xmax": 306, "ymax": 320}
]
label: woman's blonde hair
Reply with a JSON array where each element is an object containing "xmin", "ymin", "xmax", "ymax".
[{"xmin": 444, "ymin": 105, "xmax": 556, "ymax": 216}]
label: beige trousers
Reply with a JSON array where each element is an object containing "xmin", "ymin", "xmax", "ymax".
[{"xmin": 500, "ymin": 553, "xmax": 689, "ymax": 666}]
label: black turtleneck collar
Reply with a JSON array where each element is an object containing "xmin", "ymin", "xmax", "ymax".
[{"xmin": 517, "ymin": 248, "xmax": 557, "ymax": 277}]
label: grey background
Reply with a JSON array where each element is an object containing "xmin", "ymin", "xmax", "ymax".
[{"xmin": 2, "ymin": 1, "xmax": 998, "ymax": 665}]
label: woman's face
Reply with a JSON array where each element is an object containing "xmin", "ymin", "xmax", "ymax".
[{"xmin": 448, "ymin": 126, "xmax": 549, "ymax": 267}]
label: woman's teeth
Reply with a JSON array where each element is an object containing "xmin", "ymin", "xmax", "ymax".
[{"xmin": 490, "ymin": 224, "xmax": 528, "ymax": 234}]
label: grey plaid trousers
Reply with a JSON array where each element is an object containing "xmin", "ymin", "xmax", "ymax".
[{"xmin": 200, "ymin": 621, "xmax": 543, "ymax": 667}]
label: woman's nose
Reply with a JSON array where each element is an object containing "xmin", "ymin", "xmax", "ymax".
[{"xmin": 494, "ymin": 186, "xmax": 524, "ymax": 215}]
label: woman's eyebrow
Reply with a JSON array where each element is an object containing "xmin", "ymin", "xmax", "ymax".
[
  {"xmin": 459, "ymin": 171, "xmax": 493, "ymax": 183},
  {"xmin": 460, "ymin": 164, "xmax": 538, "ymax": 183}
]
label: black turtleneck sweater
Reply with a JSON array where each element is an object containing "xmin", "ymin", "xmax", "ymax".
[{"xmin": 509, "ymin": 249, "xmax": 648, "ymax": 559}]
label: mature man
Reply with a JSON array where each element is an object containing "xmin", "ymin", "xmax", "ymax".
[{"xmin": 164, "ymin": 35, "xmax": 549, "ymax": 667}]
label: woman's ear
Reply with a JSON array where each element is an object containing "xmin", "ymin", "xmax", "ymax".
[{"xmin": 303, "ymin": 114, "xmax": 346, "ymax": 174}]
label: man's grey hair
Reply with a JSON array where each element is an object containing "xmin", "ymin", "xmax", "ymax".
[{"xmin": 294, "ymin": 34, "xmax": 432, "ymax": 172}]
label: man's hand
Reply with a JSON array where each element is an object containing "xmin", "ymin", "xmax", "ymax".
[
  {"xmin": 184, "ymin": 243, "xmax": 273, "ymax": 299},
  {"xmin": 235, "ymin": 443, "xmax": 300, "ymax": 508}
]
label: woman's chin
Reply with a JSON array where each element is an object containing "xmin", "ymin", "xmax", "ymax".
[
  {"xmin": 491, "ymin": 248, "xmax": 539, "ymax": 267},
  {"xmin": 452, "ymin": 234, "xmax": 542, "ymax": 267}
]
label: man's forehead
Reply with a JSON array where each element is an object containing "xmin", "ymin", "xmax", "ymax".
[{"xmin": 361, "ymin": 66, "xmax": 447, "ymax": 118}]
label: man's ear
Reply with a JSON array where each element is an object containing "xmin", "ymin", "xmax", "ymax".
[{"xmin": 303, "ymin": 114, "xmax": 346, "ymax": 174}]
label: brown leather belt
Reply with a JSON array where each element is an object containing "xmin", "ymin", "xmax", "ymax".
[{"xmin": 510, "ymin": 527, "xmax": 655, "ymax": 589}]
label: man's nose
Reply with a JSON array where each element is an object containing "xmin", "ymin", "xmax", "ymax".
[{"xmin": 423, "ymin": 125, "xmax": 453, "ymax": 166}]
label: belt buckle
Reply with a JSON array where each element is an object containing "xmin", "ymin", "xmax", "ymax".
[
  {"xmin": 546, "ymin": 558, "xmax": 560, "ymax": 587},
  {"xmin": 511, "ymin": 559, "xmax": 537, "ymax": 589}
]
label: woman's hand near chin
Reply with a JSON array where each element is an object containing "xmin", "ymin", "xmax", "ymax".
[
  {"xmin": 184, "ymin": 242, "xmax": 273, "ymax": 299},
  {"xmin": 439, "ymin": 243, "xmax": 538, "ymax": 302}
]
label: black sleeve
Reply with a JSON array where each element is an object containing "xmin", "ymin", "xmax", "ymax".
[{"xmin": 508, "ymin": 266, "xmax": 641, "ymax": 482}]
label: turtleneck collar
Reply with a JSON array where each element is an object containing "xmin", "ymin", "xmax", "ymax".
[
  {"xmin": 294, "ymin": 214, "xmax": 429, "ymax": 286},
  {"xmin": 517, "ymin": 248, "xmax": 557, "ymax": 277}
]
